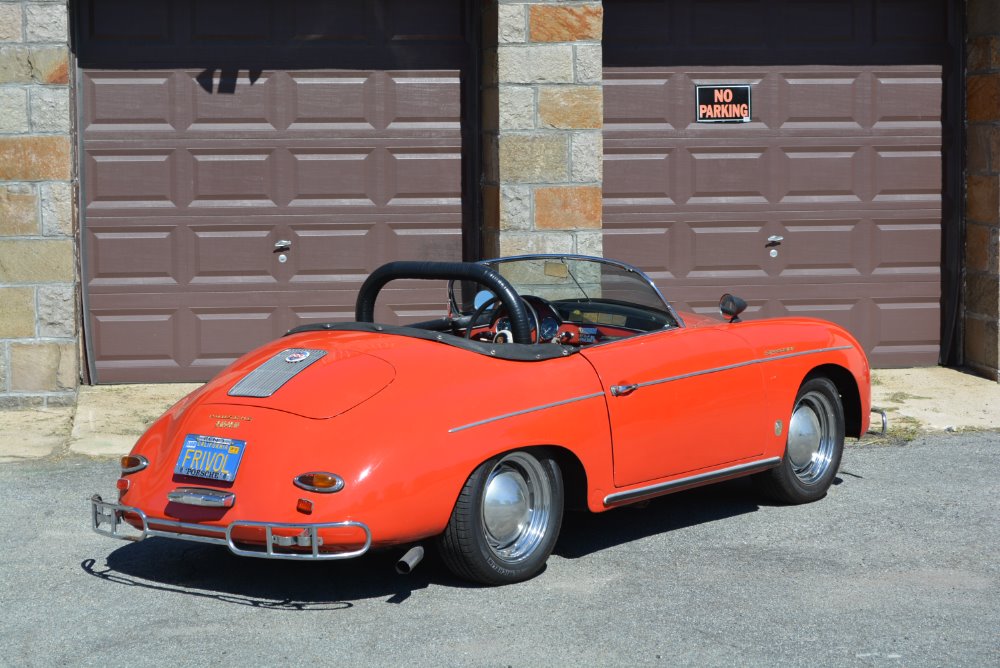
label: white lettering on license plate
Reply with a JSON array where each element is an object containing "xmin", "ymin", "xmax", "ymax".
[{"xmin": 175, "ymin": 435, "xmax": 246, "ymax": 482}]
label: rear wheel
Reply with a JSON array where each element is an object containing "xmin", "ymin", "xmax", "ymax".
[
  {"xmin": 438, "ymin": 450, "xmax": 563, "ymax": 585},
  {"xmin": 755, "ymin": 377, "xmax": 845, "ymax": 504}
]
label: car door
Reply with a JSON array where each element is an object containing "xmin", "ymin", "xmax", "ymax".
[{"xmin": 581, "ymin": 326, "xmax": 770, "ymax": 488}]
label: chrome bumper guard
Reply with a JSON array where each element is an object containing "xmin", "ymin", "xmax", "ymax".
[
  {"xmin": 90, "ymin": 494, "xmax": 372, "ymax": 561},
  {"xmin": 869, "ymin": 407, "xmax": 888, "ymax": 436}
]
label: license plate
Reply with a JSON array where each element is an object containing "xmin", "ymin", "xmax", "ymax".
[{"xmin": 174, "ymin": 434, "xmax": 246, "ymax": 482}]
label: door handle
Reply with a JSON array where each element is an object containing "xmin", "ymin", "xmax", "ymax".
[
  {"xmin": 610, "ymin": 383, "xmax": 639, "ymax": 397},
  {"xmin": 765, "ymin": 235, "xmax": 783, "ymax": 247},
  {"xmin": 273, "ymin": 239, "xmax": 291, "ymax": 253}
]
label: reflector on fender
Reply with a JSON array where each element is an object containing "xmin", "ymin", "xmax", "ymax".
[
  {"xmin": 120, "ymin": 455, "xmax": 148, "ymax": 474},
  {"xmin": 294, "ymin": 472, "xmax": 344, "ymax": 493}
]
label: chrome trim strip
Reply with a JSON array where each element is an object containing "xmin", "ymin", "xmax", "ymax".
[
  {"xmin": 448, "ymin": 392, "xmax": 605, "ymax": 433},
  {"xmin": 614, "ymin": 346, "xmax": 855, "ymax": 395},
  {"xmin": 90, "ymin": 495, "xmax": 371, "ymax": 561},
  {"xmin": 447, "ymin": 347, "xmax": 853, "ymax": 432},
  {"xmin": 761, "ymin": 345, "xmax": 854, "ymax": 361},
  {"xmin": 603, "ymin": 457, "xmax": 782, "ymax": 506}
]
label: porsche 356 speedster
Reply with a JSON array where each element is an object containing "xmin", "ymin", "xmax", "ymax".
[{"xmin": 91, "ymin": 254, "xmax": 871, "ymax": 585}]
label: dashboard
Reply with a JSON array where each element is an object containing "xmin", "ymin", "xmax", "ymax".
[{"xmin": 472, "ymin": 296, "xmax": 676, "ymax": 345}]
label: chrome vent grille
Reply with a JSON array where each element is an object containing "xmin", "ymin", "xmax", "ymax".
[{"xmin": 228, "ymin": 349, "xmax": 327, "ymax": 398}]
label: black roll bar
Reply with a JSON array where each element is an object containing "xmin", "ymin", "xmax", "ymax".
[{"xmin": 354, "ymin": 261, "xmax": 533, "ymax": 345}]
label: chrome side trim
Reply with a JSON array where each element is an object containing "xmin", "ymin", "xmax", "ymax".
[
  {"xmin": 167, "ymin": 487, "xmax": 236, "ymax": 508},
  {"xmin": 448, "ymin": 392, "xmax": 605, "ymax": 433},
  {"xmin": 613, "ymin": 346, "xmax": 855, "ymax": 395},
  {"xmin": 603, "ymin": 457, "xmax": 782, "ymax": 506},
  {"xmin": 447, "ymin": 346, "xmax": 853, "ymax": 432},
  {"xmin": 90, "ymin": 495, "xmax": 372, "ymax": 561}
]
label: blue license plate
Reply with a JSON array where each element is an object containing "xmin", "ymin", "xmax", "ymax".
[{"xmin": 174, "ymin": 434, "xmax": 246, "ymax": 482}]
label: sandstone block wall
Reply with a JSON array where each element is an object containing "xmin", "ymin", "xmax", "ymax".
[
  {"xmin": 483, "ymin": 1, "xmax": 603, "ymax": 259},
  {"xmin": 0, "ymin": 0, "xmax": 76, "ymax": 406},
  {"xmin": 965, "ymin": 0, "xmax": 1000, "ymax": 381}
]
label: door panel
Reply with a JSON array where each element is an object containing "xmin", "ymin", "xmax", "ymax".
[
  {"xmin": 582, "ymin": 327, "xmax": 769, "ymax": 487},
  {"xmin": 603, "ymin": 66, "xmax": 942, "ymax": 368}
]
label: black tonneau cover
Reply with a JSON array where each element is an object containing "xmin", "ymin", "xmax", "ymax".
[{"xmin": 285, "ymin": 322, "xmax": 577, "ymax": 362}]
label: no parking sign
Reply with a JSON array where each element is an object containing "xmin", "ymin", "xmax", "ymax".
[{"xmin": 696, "ymin": 85, "xmax": 751, "ymax": 123}]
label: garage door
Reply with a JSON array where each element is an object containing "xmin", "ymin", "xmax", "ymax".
[
  {"xmin": 78, "ymin": 0, "xmax": 475, "ymax": 382},
  {"xmin": 603, "ymin": 0, "xmax": 949, "ymax": 367}
]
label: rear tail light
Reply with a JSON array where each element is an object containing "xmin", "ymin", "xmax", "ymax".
[
  {"xmin": 116, "ymin": 478, "xmax": 130, "ymax": 492},
  {"xmin": 294, "ymin": 472, "xmax": 344, "ymax": 493},
  {"xmin": 296, "ymin": 498, "xmax": 314, "ymax": 514},
  {"xmin": 120, "ymin": 455, "xmax": 148, "ymax": 474}
]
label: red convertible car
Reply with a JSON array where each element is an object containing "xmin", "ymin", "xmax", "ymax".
[{"xmin": 91, "ymin": 254, "xmax": 871, "ymax": 585}]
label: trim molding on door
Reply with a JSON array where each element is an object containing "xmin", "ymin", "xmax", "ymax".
[{"xmin": 604, "ymin": 457, "xmax": 782, "ymax": 506}]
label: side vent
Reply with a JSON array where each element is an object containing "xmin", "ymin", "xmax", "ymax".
[{"xmin": 228, "ymin": 349, "xmax": 327, "ymax": 398}]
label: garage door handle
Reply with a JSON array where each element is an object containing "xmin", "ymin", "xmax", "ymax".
[
  {"xmin": 610, "ymin": 384, "xmax": 639, "ymax": 397},
  {"xmin": 274, "ymin": 240, "xmax": 291, "ymax": 253},
  {"xmin": 766, "ymin": 235, "xmax": 783, "ymax": 247}
]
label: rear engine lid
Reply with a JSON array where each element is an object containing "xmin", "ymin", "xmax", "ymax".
[{"xmin": 204, "ymin": 347, "xmax": 395, "ymax": 419}]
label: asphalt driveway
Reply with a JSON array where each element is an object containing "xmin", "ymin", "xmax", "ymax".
[{"xmin": 0, "ymin": 432, "xmax": 997, "ymax": 667}]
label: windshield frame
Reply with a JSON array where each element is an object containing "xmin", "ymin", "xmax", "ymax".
[{"xmin": 448, "ymin": 254, "xmax": 685, "ymax": 329}]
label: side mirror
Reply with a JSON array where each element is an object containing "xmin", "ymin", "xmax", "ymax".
[{"xmin": 720, "ymin": 293, "xmax": 747, "ymax": 323}]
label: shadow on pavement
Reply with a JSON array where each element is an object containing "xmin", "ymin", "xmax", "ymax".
[
  {"xmin": 81, "ymin": 540, "xmax": 449, "ymax": 609},
  {"xmin": 555, "ymin": 477, "xmax": 762, "ymax": 559},
  {"xmin": 81, "ymin": 477, "xmax": 803, "ymax": 605}
]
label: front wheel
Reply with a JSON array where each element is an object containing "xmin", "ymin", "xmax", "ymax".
[
  {"xmin": 438, "ymin": 450, "xmax": 563, "ymax": 585},
  {"xmin": 755, "ymin": 377, "xmax": 845, "ymax": 504}
]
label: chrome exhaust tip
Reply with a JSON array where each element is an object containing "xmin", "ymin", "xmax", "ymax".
[{"xmin": 395, "ymin": 545, "xmax": 425, "ymax": 575}]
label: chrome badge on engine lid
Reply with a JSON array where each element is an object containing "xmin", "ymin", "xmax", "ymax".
[{"xmin": 174, "ymin": 434, "xmax": 247, "ymax": 482}]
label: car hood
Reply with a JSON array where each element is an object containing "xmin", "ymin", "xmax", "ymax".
[{"xmin": 197, "ymin": 339, "xmax": 396, "ymax": 419}]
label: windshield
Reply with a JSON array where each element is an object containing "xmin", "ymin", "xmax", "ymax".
[{"xmin": 451, "ymin": 256, "xmax": 672, "ymax": 318}]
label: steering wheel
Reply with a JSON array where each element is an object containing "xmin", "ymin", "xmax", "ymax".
[{"xmin": 465, "ymin": 296, "xmax": 539, "ymax": 342}]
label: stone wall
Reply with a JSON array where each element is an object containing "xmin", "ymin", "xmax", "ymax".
[
  {"xmin": 482, "ymin": 0, "xmax": 603, "ymax": 258},
  {"xmin": 966, "ymin": 0, "xmax": 1000, "ymax": 381},
  {"xmin": 0, "ymin": 0, "xmax": 77, "ymax": 406}
]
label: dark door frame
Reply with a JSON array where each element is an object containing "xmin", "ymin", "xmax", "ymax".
[{"xmin": 940, "ymin": 0, "xmax": 966, "ymax": 366}]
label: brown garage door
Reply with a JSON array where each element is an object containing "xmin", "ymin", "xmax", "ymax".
[
  {"xmin": 604, "ymin": 0, "xmax": 949, "ymax": 367},
  {"xmin": 78, "ymin": 0, "xmax": 475, "ymax": 382}
]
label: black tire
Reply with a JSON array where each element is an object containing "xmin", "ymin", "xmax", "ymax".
[
  {"xmin": 755, "ymin": 376, "xmax": 845, "ymax": 504},
  {"xmin": 438, "ymin": 450, "xmax": 563, "ymax": 585}
]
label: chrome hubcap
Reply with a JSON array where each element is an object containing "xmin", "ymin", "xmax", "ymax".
[
  {"xmin": 787, "ymin": 390, "xmax": 836, "ymax": 485},
  {"xmin": 481, "ymin": 452, "xmax": 551, "ymax": 562}
]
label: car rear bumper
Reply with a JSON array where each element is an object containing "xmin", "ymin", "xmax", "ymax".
[{"xmin": 89, "ymin": 494, "xmax": 372, "ymax": 561}]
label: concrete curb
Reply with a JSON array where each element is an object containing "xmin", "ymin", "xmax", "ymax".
[
  {"xmin": 68, "ymin": 383, "xmax": 200, "ymax": 457},
  {"xmin": 0, "ymin": 368, "xmax": 997, "ymax": 462},
  {"xmin": 870, "ymin": 367, "xmax": 1000, "ymax": 438}
]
